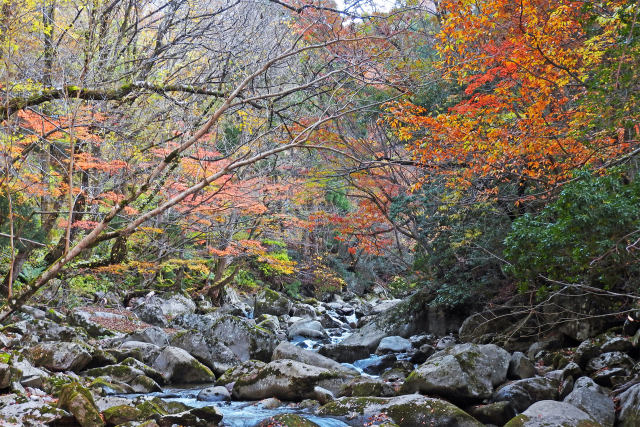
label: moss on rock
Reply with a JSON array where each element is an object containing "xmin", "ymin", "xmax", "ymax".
[{"xmin": 102, "ymin": 404, "xmax": 141, "ymax": 425}]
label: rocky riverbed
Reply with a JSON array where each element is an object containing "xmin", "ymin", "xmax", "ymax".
[{"xmin": 1, "ymin": 288, "xmax": 640, "ymax": 426}]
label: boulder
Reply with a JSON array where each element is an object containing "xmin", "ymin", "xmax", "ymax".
[
  {"xmin": 68, "ymin": 310, "xmax": 113, "ymax": 337},
  {"xmin": 118, "ymin": 341, "xmax": 162, "ymax": 365},
  {"xmin": 504, "ymin": 400, "xmax": 599, "ymax": 426},
  {"xmin": 287, "ymin": 319, "xmax": 327, "ymax": 340},
  {"xmin": 197, "ymin": 385, "xmax": 231, "ymax": 402},
  {"xmin": 124, "ymin": 326, "xmax": 171, "ymax": 346},
  {"xmin": 57, "ymin": 382, "xmax": 105, "ymax": 427},
  {"xmin": 205, "ymin": 315, "xmax": 276, "ymax": 362},
  {"xmin": 375, "ymin": 336, "xmax": 411, "ymax": 354},
  {"xmin": 256, "ymin": 414, "xmax": 320, "ymax": 427},
  {"xmin": 29, "ymin": 342, "xmax": 91, "ymax": 372},
  {"xmin": 231, "ymin": 359, "xmax": 353, "ymax": 401},
  {"xmin": 508, "ymin": 352, "xmax": 536, "ymax": 380},
  {"xmin": 402, "ymin": 343, "xmax": 510, "ymax": 401},
  {"xmin": 170, "ymin": 329, "xmax": 241, "ymax": 375},
  {"xmin": 102, "ymin": 404, "xmax": 141, "ymax": 425},
  {"xmin": 13, "ymin": 358, "xmax": 48, "ymax": 388},
  {"xmin": 132, "ymin": 303, "xmax": 168, "ymax": 327},
  {"xmin": 466, "ymin": 401, "xmax": 516, "ymax": 426},
  {"xmin": 217, "ymin": 359, "xmax": 266, "ymax": 385},
  {"xmin": 0, "ymin": 393, "xmax": 71, "ymax": 426},
  {"xmin": 272, "ymin": 342, "xmax": 356, "ymax": 374},
  {"xmin": 563, "ymin": 377, "xmax": 614, "ymax": 427},
  {"xmin": 339, "ymin": 376, "xmax": 396, "ymax": 397},
  {"xmin": 318, "ymin": 394, "xmax": 483, "ymax": 427},
  {"xmin": 254, "ymin": 288, "xmax": 292, "ymax": 317},
  {"xmin": 492, "ymin": 377, "xmax": 558, "ymax": 412},
  {"xmin": 617, "ymin": 383, "xmax": 640, "ymax": 427},
  {"xmin": 151, "ymin": 346, "xmax": 215, "ymax": 384}
]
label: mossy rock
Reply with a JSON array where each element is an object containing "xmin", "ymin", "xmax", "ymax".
[
  {"xmin": 57, "ymin": 382, "xmax": 105, "ymax": 427},
  {"xmin": 255, "ymin": 413, "xmax": 320, "ymax": 427},
  {"xmin": 102, "ymin": 404, "xmax": 141, "ymax": 425},
  {"xmin": 89, "ymin": 376, "xmax": 134, "ymax": 394},
  {"xmin": 318, "ymin": 395, "xmax": 483, "ymax": 427},
  {"xmin": 135, "ymin": 399, "xmax": 168, "ymax": 420},
  {"xmin": 83, "ymin": 364, "xmax": 144, "ymax": 383},
  {"xmin": 217, "ymin": 360, "xmax": 266, "ymax": 385}
]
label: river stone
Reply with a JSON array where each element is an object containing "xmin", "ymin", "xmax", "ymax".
[
  {"xmin": 466, "ymin": 401, "xmax": 516, "ymax": 426},
  {"xmin": 217, "ymin": 359, "xmax": 266, "ymax": 385},
  {"xmin": 563, "ymin": 379, "xmax": 614, "ymax": 427},
  {"xmin": 375, "ymin": 336, "xmax": 411, "ymax": 354},
  {"xmin": 492, "ymin": 376, "xmax": 558, "ymax": 412},
  {"xmin": 83, "ymin": 364, "xmax": 145, "ymax": 383},
  {"xmin": 254, "ymin": 288, "xmax": 292, "ymax": 317},
  {"xmin": 318, "ymin": 394, "xmax": 483, "ymax": 427},
  {"xmin": 287, "ymin": 319, "xmax": 328, "ymax": 340},
  {"xmin": 508, "ymin": 351, "xmax": 536, "ymax": 380},
  {"xmin": 102, "ymin": 404, "xmax": 141, "ymax": 425},
  {"xmin": 152, "ymin": 346, "xmax": 215, "ymax": 384},
  {"xmin": 402, "ymin": 343, "xmax": 510, "ymax": 401},
  {"xmin": 272, "ymin": 342, "xmax": 356, "ymax": 375},
  {"xmin": 0, "ymin": 393, "xmax": 70, "ymax": 426},
  {"xmin": 231, "ymin": 359, "xmax": 353, "ymax": 401},
  {"xmin": 205, "ymin": 315, "xmax": 276, "ymax": 362},
  {"xmin": 339, "ymin": 376, "xmax": 395, "ymax": 397},
  {"xmin": 170, "ymin": 329, "xmax": 240, "ymax": 375},
  {"xmin": 504, "ymin": 400, "xmax": 599, "ymax": 426},
  {"xmin": 617, "ymin": 383, "xmax": 640, "ymax": 427},
  {"xmin": 120, "ymin": 357, "xmax": 164, "ymax": 384},
  {"xmin": 57, "ymin": 382, "xmax": 105, "ymax": 427},
  {"xmin": 29, "ymin": 342, "xmax": 91, "ymax": 372},
  {"xmin": 197, "ymin": 385, "xmax": 231, "ymax": 402}
]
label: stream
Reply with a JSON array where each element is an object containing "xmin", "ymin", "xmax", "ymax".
[{"xmin": 117, "ymin": 307, "xmax": 379, "ymax": 426}]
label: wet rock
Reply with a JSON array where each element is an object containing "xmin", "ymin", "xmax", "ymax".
[
  {"xmin": 563, "ymin": 377, "xmax": 614, "ymax": 427},
  {"xmin": 492, "ymin": 376, "xmax": 559, "ymax": 412},
  {"xmin": 170, "ymin": 329, "xmax": 241, "ymax": 375},
  {"xmin": 435, "ymin": 335, "xmax": 457, "ymax": 350},
  {"xmin": 231, "ymin": 359, "xmax": 353, "ymax": 401},
  {"xmin": 57, "ymin": 382, "xmax": 105, "ymax": 427},
  {"xmin": 410, "ymin": 343, "xmax": 435, "ymax": 364},
  {"xmin": 361, "ymin": 354, "xmax": 396, "ymax": 375},
  {"xmin": 504, "ymin": 400, "xmax": 599, "ymax": 426},
  {"xmin": 159, "ymin": 406, "xmax": 223, "ymax": 427},
  {"xmin": 152, "ymin": 346, "xmax": 215, "ymax": 384},
  {"xmin": 287, "ymin": 319, "xmax": 328, "ymax": 340},
  {"xmin": 375, "ymin": 336, "xmax": 411, "ymax": 354},
  {"xmin": 290, "ymin": 303, "xmax": 318, "ymax": 319},
  {"xmin": 402, "ymin": 343, "xmax": 510, "ymax": 401},
  {"xmin": 272, "ymin": 342, "xmax": 356, "ymax": 375},
  {"xmin": 318, "ymin": 394, "xmax": 483, "ymax": 427},
  {"xmin": 508, "ymin": 351, "xmax": 536, "ymax": 380},
  {"xmin": 254, "ymin": 288, "xmax": 292, "ymax": 317},
  {"xmin": 29, "ymin": 341, "xmax": 92, "ymax": 372},
  {"xmin": 197, "ymin": 385, "xmax": 231, "ymax": 402}
]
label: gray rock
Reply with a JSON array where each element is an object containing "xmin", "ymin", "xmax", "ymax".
[
  {"xmin": 601, "ymin": 336, "xmax": 633, "ymax": 353},
  {"xmin": 29, "ymin": 342, "xmax": 91, "ymax": 372},
  {"xmin": 375, "ymin": 336, "xmax": 411, "ymax": 354},
  {"xmin": 504, "ymin": 400, "xmax": 599, "ymax": 426},
  {"xmin": 318, "ymin": 394, "xmax": 484, "ymax": 427},
  {"xmin": 197, "ymin": 385, "xmax": 231, "ymax": 402},
  {"xmin": 132, "ymin": 303, "xmax": 167, "ymax": 327},
  {"xmin": 435, "ymin": 335, "xmax": 457, "ymax": 350},
  {"xmin": 586, "ymin": 351, "xmax": 634, "ymax": 373},
  {"xmin": 563, "ymin": 381, "xmax": 614, "ymax": 426},
  {"xmin": 287, "ymin": 319, "xmax": 327, "ymax": 340},
  {"xmin": 170, "ymin": 329, "xmax": 241, "ymax": 375},
  {"xmin": 152, "ymin": 346, "xmax": 215, "ymax": 384},
  {"xmin": 204, "ymin": 315, "xmax": 276, "ymax": 362},
  {"xmin": 402, "ymin": 343, "xmax": 510, "ymax": 401},
  {"xmin": 118, "ymin": 341, "xmax": 161, "ymax": 365},
  {"xmin": 124, "ymin": 326, "xmax": 170, "ymax": 346},
  {"xmin": 68, "ymin": 310, "xmax": 112, "ymax": 337},
  {"xmin": 508, "ymin": 351, "xmax": 536, "ymax": 380},
  {"xmin": 254, "ymin": 288, "xmax": 292, "ymax": 317},
  {"xmin": 617, "ymin": 383, "xmax": 640, "ymax": 427},
  {"xmin": 370, "ymin": 299, "xmax": 402, "ymax": 314},
  {"xmin": 231, "ymin": 359, "xmax": 353, "ymax": 401},
  {"xmin": 217, "ymin": 360, "xmax": 266, "ymax": 385},
  {"xmin": 0, "ymin": 393, "xmax": 71, "ymax": 426},
  {"xmin": 493, "ymin": 376, "xmax": 558, "ymax": 412},
  {"xmin": 272, "ymin": 342, "xmax": 356, "ymax": 375},
  {"xmin": 466, "ymin": 401, "xmax": 516, "ymax": 426},
  {"xmin": 339, "ymin": 376, "xmax": 395, "ymax": 397},
  {"xmin": 13, "ymin": 358, "xmax": 48, "ymax": 388}
]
